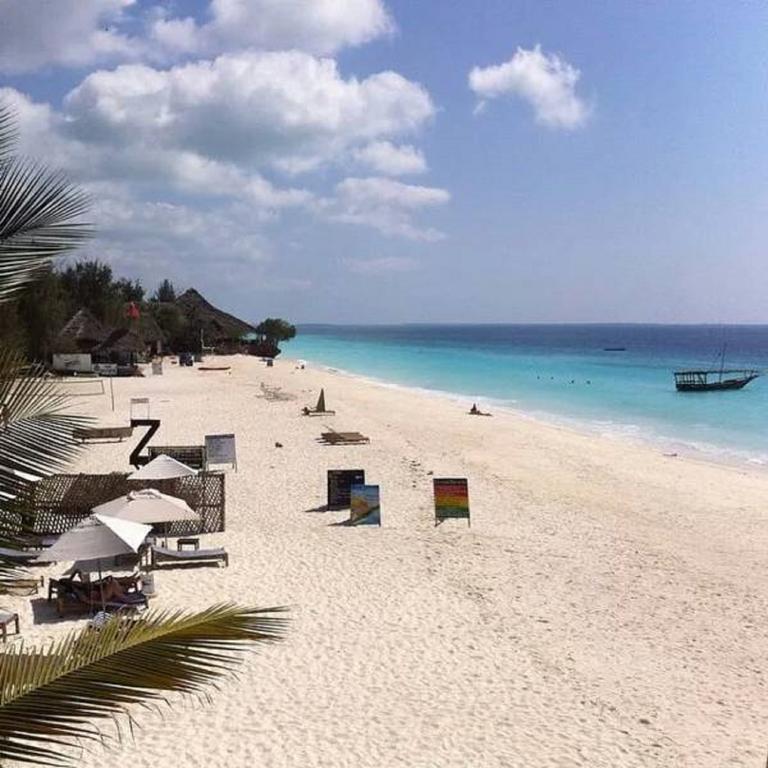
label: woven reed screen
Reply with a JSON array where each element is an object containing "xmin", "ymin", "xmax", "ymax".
[{"xmin": 12, "ymin": 472, "xmax": 225, "ymax": 536}]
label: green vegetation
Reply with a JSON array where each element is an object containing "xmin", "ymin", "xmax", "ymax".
[{"xmin": 255, "ymin": 317, "xmax": 297, "ymax": 344}]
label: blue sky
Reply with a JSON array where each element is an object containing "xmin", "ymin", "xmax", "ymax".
[{"xmin": 1, "ymin": 0, "xmax": 766, "ymax": 323}]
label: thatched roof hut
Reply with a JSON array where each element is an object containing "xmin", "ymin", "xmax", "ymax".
[
  {"xmin": 175, "ymin": 288, "xmax": 255, "ymax": 347},
  {"xmin": 93, "ymin": 328, "xmax": 147, "ymax": 355},
  {"xmin": 55, "ymin": 308, "xmax": 108, "ymax": 352}
]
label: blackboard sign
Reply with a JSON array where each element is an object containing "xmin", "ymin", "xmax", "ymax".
[
  {"xmin": 350, "ymin": 484, "xmax": 381, "ymax": 526},
  {"xmin": 205, "ymin": 433, "xmax": 237, "ymax": 471},
  {"xmin": 434, "ymin": 478, "xmax": 470, "ymax": 526},
  {"xmin": 327, "ymin": 469, "xmax": 365, "ymax": 508}
]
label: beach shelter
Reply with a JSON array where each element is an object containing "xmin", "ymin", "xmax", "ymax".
[
  {"xmin": 93, "ymin": 489, "xmax": 198, "ymax": 525},
  {"xmin": 35, "ymin": 514, "xmax": 151, "ymax": 610},
  {"xmin": 128, "ymin": 454, "xmax": 197, "ymax": 480}
]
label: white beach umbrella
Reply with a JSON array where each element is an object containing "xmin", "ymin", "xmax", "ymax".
[
  {"xmin": 36, "ymin": 514, "xmax": 150, "ymax": 564},
  {"xmin": 92, "ymin": 488, "xmax": 199, "ymax": 525},
  {"xmin": 35, "ymin": 514, "xmax": 151, "ymax": 611},
  {"xmin": 128, "ymin": 454, "xmax": 197, "ymax": 480}
]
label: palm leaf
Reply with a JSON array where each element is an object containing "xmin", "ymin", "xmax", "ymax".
[
  {"xmin": 0, "ymin": 106, "xmax": 16, "ymax": 163},
  {"xmin": 0, "ymin": 604, "xmax": 288, "ymax": 765},
  {"xmin": 0, "ymin": 347, "xmax": 89, "ymax": 505},
  {"xmin": 0, "ymin": 159, "xmax": 91, "ymax": 303}
]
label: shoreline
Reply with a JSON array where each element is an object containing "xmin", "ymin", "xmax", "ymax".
[{"xmin": 287, "ymin": 354, "xmax": 768, "ymax": 475}]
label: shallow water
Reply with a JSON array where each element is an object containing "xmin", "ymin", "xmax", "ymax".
[{"xmin": 289, "ymin": 324, "xmax": 768, "ymax": 464}]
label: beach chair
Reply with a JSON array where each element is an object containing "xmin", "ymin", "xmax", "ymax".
[
  {"xmin": 53, "ymin": 575, "xmax": 148, "ymax": 617},
  {"xmin": 73, "ymin": 425, "xmax": 134, "ymax": 443},
  {"xmin": 0, "ymin": 574, "xmax": 43, "ymax": 596},
  {"xmin": 149, "ymin": 545, "xmax": 229, "ymax": 569},
  {"xmin": 320, "ymin": 431, "xmax": 370, "ymax": 445},
  {"xmin": 0, "ymin": 546, "xmax": 43, "ymax": 565},
  {"xmin": 0, "ymin": 611, "xmax": 19, "ymax": 643},
  {"xmin": 147, "ymin": 445, "xmax": 207, "ymax": 470},
  {"xmin": 302, "ymin": 389, "xmax": 335, "ymax": 416}
]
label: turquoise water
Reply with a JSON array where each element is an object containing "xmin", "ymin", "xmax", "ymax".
[{"xmin": 288, "ymin": 325, "xmax": 768, "ymax": 464}]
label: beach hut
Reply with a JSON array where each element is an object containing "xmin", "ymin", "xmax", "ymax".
[
  {"xmin": 175, "ymin": 288, "xmax": 256, "ymax": 354},
  {"xmin": 55, "ymin": 308, "xmax": 109, "ymax": 353}
]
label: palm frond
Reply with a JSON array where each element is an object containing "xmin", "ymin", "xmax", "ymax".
[
  {"xmin": 0, "ymin": 347, "xmax": 89, "ymax": 504},
  {"xmin": 0, "ymin": 153, "xmax": 91, "ymax": 303},
  {"xmin": 0, "ymin": 604, "xmax": 288, "ymax": 765},
  {"xmin": 0, "ymin": 105, "xmax": 16, "ymax": 162}
]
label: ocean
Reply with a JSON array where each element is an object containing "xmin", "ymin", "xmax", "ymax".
[{"xmin": 288, "ymin": 324, "xmax": 768, "ymax": 465}]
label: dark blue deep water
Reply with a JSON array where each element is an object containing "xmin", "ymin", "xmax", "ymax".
[{"xmin": 289, "ymin": 325, "xmax": 768, "ymax": 463}]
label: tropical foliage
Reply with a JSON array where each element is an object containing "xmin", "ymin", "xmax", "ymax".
[
  {"xmin": 0, "ymin": 103, "xmax": 92, "ymax": 548},
  {"xmin": 0, "ymin": 605, "xmax": 288, "ymax": 766},
  {"xmin": 255, "ymin": 317, "xmax": 297, "ymax": 344}
]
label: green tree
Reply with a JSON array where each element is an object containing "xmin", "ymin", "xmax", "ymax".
[
  {"xmin": 255, "ymin": 317, "xmax": 297, "ymax": 343},
  {"xmin": 153, "ymin": 277, "xmax": 177, "ymax": 303}
]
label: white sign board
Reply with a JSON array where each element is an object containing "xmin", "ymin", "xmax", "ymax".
[
  {"xmin": 151, "ymin": 360, "xmax": 163, "ymax": 376},
  {"xmin": 52, "ymin": 353, "xmax": 92, "ymax": 374},
  {"xmin": 205, "ymin": 433, "xmax": 237, "ymax": 471}
]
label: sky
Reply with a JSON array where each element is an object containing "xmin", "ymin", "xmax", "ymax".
[{"xmin": 1, "ymin": 0, "xmax": 767, "ymax": 324}]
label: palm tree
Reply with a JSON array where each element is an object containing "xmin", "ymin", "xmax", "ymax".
[
  {"xmin": 0, "ymin": 102, "xmax": 91, "ymax": 565},
  {"xmin": 0, "ymin": 104, "xmax": 289, "ymax": 764}
]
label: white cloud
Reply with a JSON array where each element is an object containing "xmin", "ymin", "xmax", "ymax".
[
  {"xmin": 0, "ymin": 0, "xmax": 394, "ymax": 74},
  {"xmin": 469, "ymin": 45, "xmax": 589, "ymax": 129},
  {"xmin": 330, "ymin": 177, "xmax": 449, "ymax": 240},
  {"xmin": 343, "ymin": 256, "xmax": 418, "ymax": 274},
  {"xmin": 352, "ymin": 141, "xmax": 427, "ymax": 176},
  {"xmin": 0, "ymin": 0, "xmax": 140, "ymax": 74},
  {"xmin": 151, "ymin": 0, "xmax": 394, "ymax": 58},
  {"xmin": 63, "ymin": 51, "xmax": 435, "ymax": 175}
]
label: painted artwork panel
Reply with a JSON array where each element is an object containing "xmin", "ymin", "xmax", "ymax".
[
  {"xmin": 434, "ymin": 478, "xmax": 470, "ymax": 522},
  {"xmin": 349, "ymin": 484, "xmax": 381, "ymax": 526}
]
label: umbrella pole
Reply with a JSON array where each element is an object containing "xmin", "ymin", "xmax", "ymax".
[{"xmin": 99, "ymin": 560, "xmax": 106, "ymax": 614}]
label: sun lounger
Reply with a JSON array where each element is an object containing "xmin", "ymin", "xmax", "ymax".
[
  {"xmin": 0, "ymin": 547, "xmax": 42, "ymax": 565},
  {"xmin": 147, "ymin": 445, "xmax": 207, "ymax": 470},
  {"xmin": 0, "ymin": 574, "xmax": 43, "ymax": 596},
  {"xmin": 149, "ymin": 545, "xmax": 229, "ymax": 569},
  {"xmin": 320, "ymin": 431, "xmax": 370, "ymax": 445},
  {"xmin": 53, "ymin": 576, "xmax": 148, "ymax": 617},
  {"xmin": 0, "ymin": 611, "xmax": 19, "ymax": 642},
  {"xmin": 73, "ymin": 426, "xmax": 134, "ymax": 443}
]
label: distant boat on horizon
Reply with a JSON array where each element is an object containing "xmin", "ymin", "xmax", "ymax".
[{"xmin": 603, "ymin": 346, "xmax": 626, "ymax": 352}]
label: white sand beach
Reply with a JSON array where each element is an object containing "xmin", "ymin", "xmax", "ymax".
[{"xmin": 9, "ymin": 355, "xmax": 768, "ymax": 767}]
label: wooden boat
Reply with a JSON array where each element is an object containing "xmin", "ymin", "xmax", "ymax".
[{"xmin": 674, "ymin": 368, "xmax": 760, "ymax": 392}]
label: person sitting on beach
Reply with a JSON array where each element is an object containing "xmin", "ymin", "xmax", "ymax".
[
  {"xmin": 70, "ymin": 575, "xmax": 139, "ymax": 605},
  {"xmin": 468, "ymin": 403, "xmax": 492, "ymax": 416}
]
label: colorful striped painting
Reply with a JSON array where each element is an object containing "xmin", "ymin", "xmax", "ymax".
[
  {"xmin": 433, "ymin": 478, "xmax": 470, "ymax": 525},
  {"xmin": 349, "ymin": 484, "xmax": 381, "ymax": 526}
]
